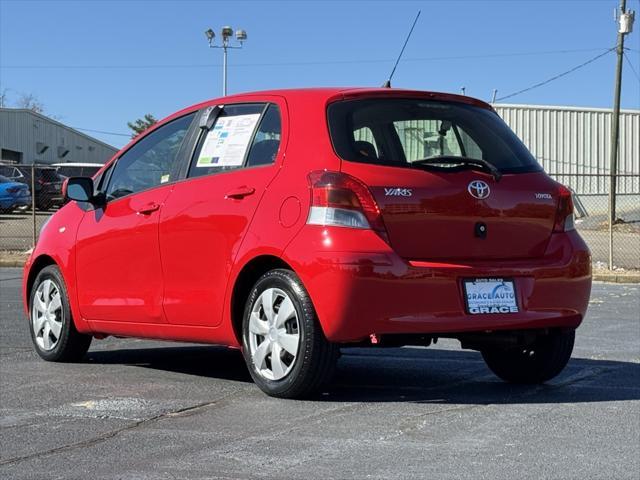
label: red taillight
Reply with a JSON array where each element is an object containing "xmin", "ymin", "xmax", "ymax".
[
  {"xmin": 6, "ymin": 186, "xmax": 20, "ymax": 194},
  {"xmin": 307, "ymin": 170, "xmax": 388, "ymax": 241},
  {"xmin": 553, "ymin": 184, "xmax": 575, "ymax": 232}
]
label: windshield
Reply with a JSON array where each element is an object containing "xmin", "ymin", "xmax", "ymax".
[{"xmin": 328, "ymin": 98, "xmax": 541, "ymax": 173}]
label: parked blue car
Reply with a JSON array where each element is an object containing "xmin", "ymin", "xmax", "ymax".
[{"xmin": 0, "ymin": 175, "xmax": 31, "ymax": 213}]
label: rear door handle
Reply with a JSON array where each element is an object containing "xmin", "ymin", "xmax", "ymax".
[
  {"xmin": 136, "ymin": 202, "xmax": 160, "ymax": 215},
  {"xmin": 225, "ymin": 186, "xmax": 255, "ymax": 200}
]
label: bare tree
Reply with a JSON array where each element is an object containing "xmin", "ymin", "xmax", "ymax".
[{"xmin": 16, "ymin": 93, "xmax": 45, "ymax": 114}]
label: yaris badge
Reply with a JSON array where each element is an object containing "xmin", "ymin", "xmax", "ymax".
[{"xmin": 468, "ymin": 180, "xmax": 490, "ymax": 199}]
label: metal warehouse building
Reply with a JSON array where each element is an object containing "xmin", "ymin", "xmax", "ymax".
[
  {"xmin": 0, "ymin": 108, "xmax": 118, "ymax": 166},
  {"xmin": 494, "ymin": 103, "xmax": 639, "ymax": 195}
]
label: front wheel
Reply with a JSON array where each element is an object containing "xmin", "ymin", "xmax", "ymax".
[
  {"xmin": 481, "ymin": 330, "xmax": 575, "ymax": 384},
  {"xmin": 242, "ymin": 269, "xmax": 338, "ymax": 399},
  {"xmin": 29, "ymin": 265, "xmax": 92, "ymax": 362}
]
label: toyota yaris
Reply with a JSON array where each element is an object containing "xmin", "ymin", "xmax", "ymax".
[{"xmin": 23, "ymin": 88, "xmax": 591, "ymax": 398}]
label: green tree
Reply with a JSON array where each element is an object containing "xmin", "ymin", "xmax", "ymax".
[{"xmin": 127, "ymin": 114, "xmax": 158, "ymax": 138}]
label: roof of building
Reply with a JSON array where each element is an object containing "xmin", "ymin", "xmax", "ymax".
[
  {"xmin": 493, "ymin": 103, "xmax": 640, "ymax": 114},
  {"xmin": 0, "ymin": 107, "xmax": 119, "ymax": 152}
]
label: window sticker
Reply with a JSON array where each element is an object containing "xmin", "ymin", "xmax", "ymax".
[
  {"xmin": 197, "ymin": 114, "xmax": 261, "ymax": 168},
  {"xmin": 160, "ymin": 174, "xmax": 170, "ymax": 183}
]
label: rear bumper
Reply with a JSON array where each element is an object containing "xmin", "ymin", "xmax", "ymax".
[{"xmin": 283, "ymin": 226, "xmax": 591, "ymax": 343}]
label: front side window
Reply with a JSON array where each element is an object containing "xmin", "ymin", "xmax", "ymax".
[
  {"xmin": 328, "ymin": 98, "xmax": 540, "ymax": 173},
  {"xmin": 106, "ymin": 113, "xmax": 195, "ymax": 199}
]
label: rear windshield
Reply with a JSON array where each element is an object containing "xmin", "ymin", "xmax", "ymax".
[
  {"xmin": 328, "ymin": 98, "xmax": 541, "ymax": 173},
  {"xmin": 38, "ymin": 169, "xmax": 62, "ymax": 182},
  {"xmin": 0, "ymin": 175, "xmax": 10, "ymax": 183}
]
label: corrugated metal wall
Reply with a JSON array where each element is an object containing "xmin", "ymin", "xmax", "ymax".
[
  {"xmin": 0, "ymin": 108, "xmax": 118, "ymax": 165},
  {"xmin": 494, "ymin": 104, "xmax": 639, "ymax": 194}
]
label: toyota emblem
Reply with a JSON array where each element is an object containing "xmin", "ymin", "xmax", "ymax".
[{"xmin": 468, "ymin": 180, "xmax": 490, "ymax": 199}]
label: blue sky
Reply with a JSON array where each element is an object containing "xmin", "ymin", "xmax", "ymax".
[{"xmin": 1, "ymin": 0, "xmax": 639, "ymax": 148}]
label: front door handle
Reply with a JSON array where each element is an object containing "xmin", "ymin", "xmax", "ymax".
[
  {"xmin": 225, "ymin": 186, "xmax": 255, "ymax": 200},
  {"xmin": 136, "ymin": 202, "xmax": 160, "ymax": 215}
]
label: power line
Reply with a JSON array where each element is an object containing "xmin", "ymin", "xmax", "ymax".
[
  {"xmin": 496, "ymin": 48, "xmax": 615, "ymax": 102},
  {"xmin": 623, "ymin": 51, "xmax": 640, "ymax": 82},
  {"xmin": 0, "ymin": 48, "xmax": 613, "ymax": 70},
  {"xmin": 72, "ymin": 126, "xmax": 130, "ymax": 137}
]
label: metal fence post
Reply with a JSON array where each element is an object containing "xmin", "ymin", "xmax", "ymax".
[
  {"xmin": 608, "ymin": 174, "xmax": 614, "ymax": 270},
  {"xmin": 31, "ymin": 163, "xmax": 36, "ymax": 248}
]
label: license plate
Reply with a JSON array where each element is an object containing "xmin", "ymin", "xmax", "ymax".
[{"xmin": 463, "ymin": 278, "xmax": 519, "ymax": 315}]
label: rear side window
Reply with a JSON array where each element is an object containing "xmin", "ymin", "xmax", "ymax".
[
  {"xmin": 246, "ymin": 105, "xmax": 281, "ymax": 167},
  {"xmin": 189, "ymin": 103, "xmax": 281, "ymax": 178},
  {"xmin": 0, "ymin": 166, "xmax": 21, "ymax": 179},
  {"xmin": 328, "ymin": 98, "xmax": 540, "ymax": 173}
]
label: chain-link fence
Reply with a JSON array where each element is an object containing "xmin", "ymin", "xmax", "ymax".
[
  {"xmin": 549, "ymin": 173, "xmax": 639, "ymax": 271},
  {"xmin": 1, "ymin": 166, "xmax": 638, "ymax": 271},
  {"xmin": 0, "ymin": 164, "xmax": 64, "ymax": 252}
]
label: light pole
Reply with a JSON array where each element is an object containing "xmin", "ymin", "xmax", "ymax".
[{"xmin": 205, "ymin": 26, "xmax": 247, "ymax": 96}]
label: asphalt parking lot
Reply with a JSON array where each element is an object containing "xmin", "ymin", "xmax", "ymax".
[{"xmin": 1, "ymin": 267, "xmax": 639, "ymax": 479}]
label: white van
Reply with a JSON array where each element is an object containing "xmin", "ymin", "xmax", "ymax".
[{"xmin": 52, "ymin": 162, "xmax": 104, "ymax": 178}]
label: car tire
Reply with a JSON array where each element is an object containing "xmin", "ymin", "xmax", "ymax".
[
  {"xmin": 242, "ymin": 269, "xmax": 338, "ymax": 399},
  {"xmin": 29, "ymin": 265, "xmax": 92, "ymax": 362},
  {"xmin": 481, "ymin": 329, "xmax": 575, "ymax": 384}
]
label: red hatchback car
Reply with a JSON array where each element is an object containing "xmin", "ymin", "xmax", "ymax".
[{"xmin": 23, "ymin": 88, "xmax": 591, "ymax": 398}]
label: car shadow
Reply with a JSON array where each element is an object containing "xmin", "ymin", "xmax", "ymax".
[
  {"xmin": 86, "ymin": 345, "xmax": 252, "ymax": 383},
  {"xmin": 85, "ymin": 344, "xmax": 640, "ymax": 404}
]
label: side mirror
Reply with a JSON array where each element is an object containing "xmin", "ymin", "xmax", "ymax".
[{"xmin": 65, "ymin": 177, "xmax": 95, "ymax": 202}]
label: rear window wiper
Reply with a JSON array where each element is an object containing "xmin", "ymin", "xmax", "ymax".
[{"xmin": 410, "ymin": 156, "xmax": 502, "ymax": 182}]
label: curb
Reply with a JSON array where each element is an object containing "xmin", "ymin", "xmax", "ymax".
[
  {"xmin": 593, "ymin": 273, "xmax": 640, "ymax": 284},
  {"xmin": 0, "ymin": 259, "xmax": 27, "ymax": 268}
]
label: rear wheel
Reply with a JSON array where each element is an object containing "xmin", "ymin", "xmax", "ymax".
[
  {"xmin": 481, "ymin": 330, "xmax": 575, "ymax": 384},
  {"xmin": 242, "ymin": 269, "xmax": 338, "ymax": 399},
  {"xmin": 29, "ymin": 265, "xmax": 92, "ymax": 362}
]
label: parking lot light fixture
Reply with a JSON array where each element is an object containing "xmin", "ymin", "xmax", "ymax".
[{"xmin": 206, "ymin": 25, "xmax": 247, "ymax": 96}]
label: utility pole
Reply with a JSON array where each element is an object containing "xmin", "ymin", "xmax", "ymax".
[{"xmin": 608, "ymin": 0, "xmax": 635, "ymax": 269}]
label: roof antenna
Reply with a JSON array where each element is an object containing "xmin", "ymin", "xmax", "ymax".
[{"xmin": 382, "ymin": 10, "xmax": 421, "ymax": 88}]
